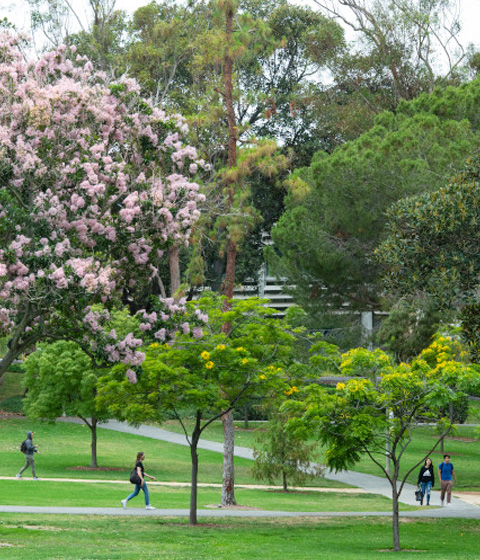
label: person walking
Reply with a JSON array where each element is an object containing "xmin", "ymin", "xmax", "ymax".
[
  {"xmin": 121, "ymin": 452, "xmax": 156, "ymax": 510},
  {"xmin": 417, "ymin": 457, "xmax": 435, "ymax": 505},
  {"xmin": 438, "ymin": 454, "xmax": 457, "ymax": 506},
  {"xmin": 16, "ymin": 431, "xmax": 40, "ymax": 480}
]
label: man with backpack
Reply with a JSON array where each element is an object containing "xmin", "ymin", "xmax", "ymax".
[
  {"xmin": 16, "ymin": 431, "xmax": 40, "ymax": 480},
  {"xmin": 438, "ymin": 454, "xmax": 456, "ymax": 506}
]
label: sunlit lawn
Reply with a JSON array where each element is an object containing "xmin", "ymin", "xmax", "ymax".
[
  {"xmin": 0, "ymin": 479, "xmax": 408, "ymax": 512},
  {"xmin": 162, "ymin": 419, "xmax": 480, "ymax": 490},
  {"xmin": 0, "ymin": 515, "xmax": 479, "ymax": 560},
  {"xmin": 0, "ymin": 417, "xmax": 346, "ymax": 488}
]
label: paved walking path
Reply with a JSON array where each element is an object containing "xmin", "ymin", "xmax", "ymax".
[
  {"xmin": 0, "ymin": 505, "xmax": 479, "ymax": 519},
  {"xmin": 58, "ymin": 418, "xmax": 480, "ymax": 516},
  {"xmin": 2, "ymin": 418, "xmax": 478, "ymax": 520}
]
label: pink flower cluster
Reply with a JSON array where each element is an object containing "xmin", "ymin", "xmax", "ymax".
[{"xmin": 0, "ymin": 33, "xmax": 206, "ymax": 373}]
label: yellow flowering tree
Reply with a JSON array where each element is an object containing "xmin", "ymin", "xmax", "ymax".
[
  {"xmin": 285, "ymin": 341, "xmax": 480, "ymax": 552},
  {"xmin": 97, "ymin": 292, "xmax": 296, "ymax": 524}
]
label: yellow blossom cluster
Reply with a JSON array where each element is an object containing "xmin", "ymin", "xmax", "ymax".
[
  {"xmin": 201, "ymin": 351, "xmax": 210, "ymax": 360},
  {"xmin": 205, "ymin": 361, "xmax": 214, "ymax": 370},
  {"xmin": 284, "ymin": 386, "xmax": 299, "ymax": 396}
]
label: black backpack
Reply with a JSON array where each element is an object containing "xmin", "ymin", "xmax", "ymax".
[
  {"xmin": 129, "ymin": 468, "xmax": 141, "ymax": 484},
  {"xmin": 20, "ymin": 440, "xmax": 27, "ymax": 454}
]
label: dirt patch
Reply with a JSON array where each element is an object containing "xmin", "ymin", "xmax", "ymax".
[
  {"xmin": 66, "ymin": 466, "xmax": 126, "ymax": 472},
  {"xmin": 452, "ymin": 492, "xmax": 480, "ymax": 506},
  {"xmin": 3, "ymin": 524, "xmax": 63, "ymax": 532},
  {"xmin": 430, "ymin": 436, "xmax": 477, "ymax": 443},
  {"xmin": 204, "ymin": 504, "xmax": 262, "ymax": 511},
  {"xmin": 159, "ymin": 522, "xmax": 228, "ymax": 528},
  {"xmin": 430, "ymin": 450, "xmax": 463, "ymax": 456},
  {"xmin": 378, "ymin": 549, "xmax": 426, "ymax": 553},
  {"xmin": 234, "ymin": 426, "xmax": 263, "ymax": 432},
  {"xmin": 0, "ymin": 412, "xmax": 25, "ymax": 419},
  {"xmin": 0, "ymin": 543, "xmax": 15, "ymax": 548}
]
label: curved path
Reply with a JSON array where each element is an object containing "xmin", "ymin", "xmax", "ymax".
[
  {"xmin": 2, "ymin": 418, "xmax": 477, "ymax": 519},
  {"xmin": 52, "ymin": 417, "xmax": 480, "ymax": 519},
  {"xmin": 0, "ymin": 504, "xmax": 478, "ymax": 519}
]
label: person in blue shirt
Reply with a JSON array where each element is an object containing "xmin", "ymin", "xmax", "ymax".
[{"xmin": 438, "ymin": 454, "xmax": 457, "ymax": 506}]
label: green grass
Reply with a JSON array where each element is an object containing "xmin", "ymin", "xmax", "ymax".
[
  {"xmin": 0, "ymin": 418, "xmax": 346, "ymax": 489},
  {"xmin": 467, "ymin": 399, "xmax": 480, "ymax": 423},
  {"xmin": 0, "ymin": 371, "xmax": 24, "ymax": 401},
  {"xmin": 347, "ymin": 425, "xmax": 480, "ymax": 491},
  {"xmin": 162, "ymin": 418, "xmax": 264, "ymax": 448},
  {"xmin": 0, "ymin": 479, "xmax": 408, "ymax": 512},
  {"xmin": 157, "ymin": 419, "xmax": 480, "ymax": 490},
  {"xmin": 0, "ymin": 515, "xmax": 479, "ymax": 559}
]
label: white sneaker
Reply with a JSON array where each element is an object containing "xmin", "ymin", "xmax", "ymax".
[
  {"xmin": 16, "ymin": 474, "xmax": 21, "ymax": 478},
  {"xmin": 441, "ymin": 500, "xmax": 444, "ymax": 506},
  {"xmin": 145, "ymin": 505, "xmax": 155, "ymax": 510},
  {"xmin": 33, "ymin": 477, "xmax": 39, "ymax": 480},
  {"xmin": 121, "ymin": 499, "xmax": 127, "ymax": 508},
  {"xmin": 446, "ymin": 502, "xmax": 451, "ymax": 506}
]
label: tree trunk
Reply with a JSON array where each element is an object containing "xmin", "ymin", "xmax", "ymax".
[
  {"xmin": 169, "ymin": 245, "xmax": 181, "ymax": 297},
  {"xmin": 244, "ymin": 401, "xmax": 249, "ymax": 429},
  {"xmin": 0, "ymin": 349, "xmax": 18, "ymax": 385},
  {"xmin": 391, "ymin": 475, "xmax": 401, "ymax": 551},
  {"xmin": 90, "ymin": 417, "xmax": 98, "ymax": 468},
  {"xmin": 189, "ymin": 413, "xmax": 202, "ymax": 525},
  {"xmin": 220, "ymin": 1, "xmax": 238, "ymax": 509},
  {"xmin": 221, "ymin": 409, "xmax": 236, "ymax": 506},
  {"xmin": 0, "ymin": 319, "xmax": 37, "ymax": 384},
  {"xmin": 282, "ymin": 471, "xmax": 288, "ymax": 492}
]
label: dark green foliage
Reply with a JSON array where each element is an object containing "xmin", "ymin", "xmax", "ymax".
[
  {"xmin": 7, "ymin": 362, "xmax": 25, "ymax": 373},
  {"xmin": 461, "ymin": 303, "xmax": 480, "ymax": 364},
  {"xmin": 440, "ymin": 394, "xmax": 470, "ymax": 424},
  {"xmin": 0, "ymin": 395, "xmax": 24, "ymax": 413},
  {"xmin": 378, "ymin": 153, "xmax": 480, "ymax": 308},
  {"xmin": 270, "ymin": 78, "xmax": 480, "ymax": 333},
  {"xmin": 253, "ymin": 410, "xmax": 321, "ymax": 490},
  {"xmin": 376, "ymin": 298, "xmax": 447, "ymax": 362}
]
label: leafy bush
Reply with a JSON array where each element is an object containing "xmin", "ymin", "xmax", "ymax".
[
  {"xmin": 8, "ymin": 362, "xmax": 25, "ymax": 373},
  {"xmin": 0, "ymin": 395, "xmax": 24, "ymax": 413},
  {"xmin": 440, "ymin": 394, "xmax": 470, "ymax": 424}
]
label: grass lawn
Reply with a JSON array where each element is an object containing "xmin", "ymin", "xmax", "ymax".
[
  {"xmin": 0, "ymin": 515, "xmax": 479, "ymax": 559},
  {"xmin": 0, "ymin": 417, "xmax": 346, "ymax": 488},
  {"xmin": 0, "ymin": 479, "xmax": 408, "ymax": 512},
  {"xmin": 161, "ymin": 419, "xmax": 480, "ymax": 490},
  {"xmin": 347, "ymin": 425, "xmax": 480, "ymax": 491},
  {"xmin": 0, "ymin": 372, "xmax": 23, "ymax": 401}
]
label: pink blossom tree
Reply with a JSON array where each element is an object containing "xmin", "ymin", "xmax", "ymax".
[{"xmin": 0, "ymin": 33, "xmax": 205, "ymax": 382}]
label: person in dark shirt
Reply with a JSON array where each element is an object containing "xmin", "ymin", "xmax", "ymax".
[
  {"xmin": 17, "ymin": 431, "xmax": 40, "ymax": 480},
  {"xmin": 121, "ymin": 452, "xmax": 156, "ymax": 510},
  {"xmin": 417, "ymin": 457, "xmax": 435, "ymax": 505}
]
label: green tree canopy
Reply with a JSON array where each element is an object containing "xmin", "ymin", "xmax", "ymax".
[
  {"xmin": 285, "ymin": 338, "xmax": 480, "ymax": 551},
  {"xmin": 268, "ymin": 78, "xmax": 480, "ymax": 333},
  {"xmin": 23, "ymin": 341, "xmax": 108, "ymax": 467},
  {"xmin": 377, "ymin": 154, "xmax": 480, "ymax": 308},
  {"xmin": 97, "ymin": 293, "xmax": 298, "ymax": 524}
]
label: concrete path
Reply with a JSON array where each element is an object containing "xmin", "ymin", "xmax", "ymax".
[
  {"xmin": 0, "ymin": 505, "xmax": 479, "ymax": 519},
  {"xmin": 57, "ymin": 417, "xmax": 480, "ymax": 515},
  {"xmin": 0, "ymin": 417, "xmax": 458, "ymax": 519}
]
